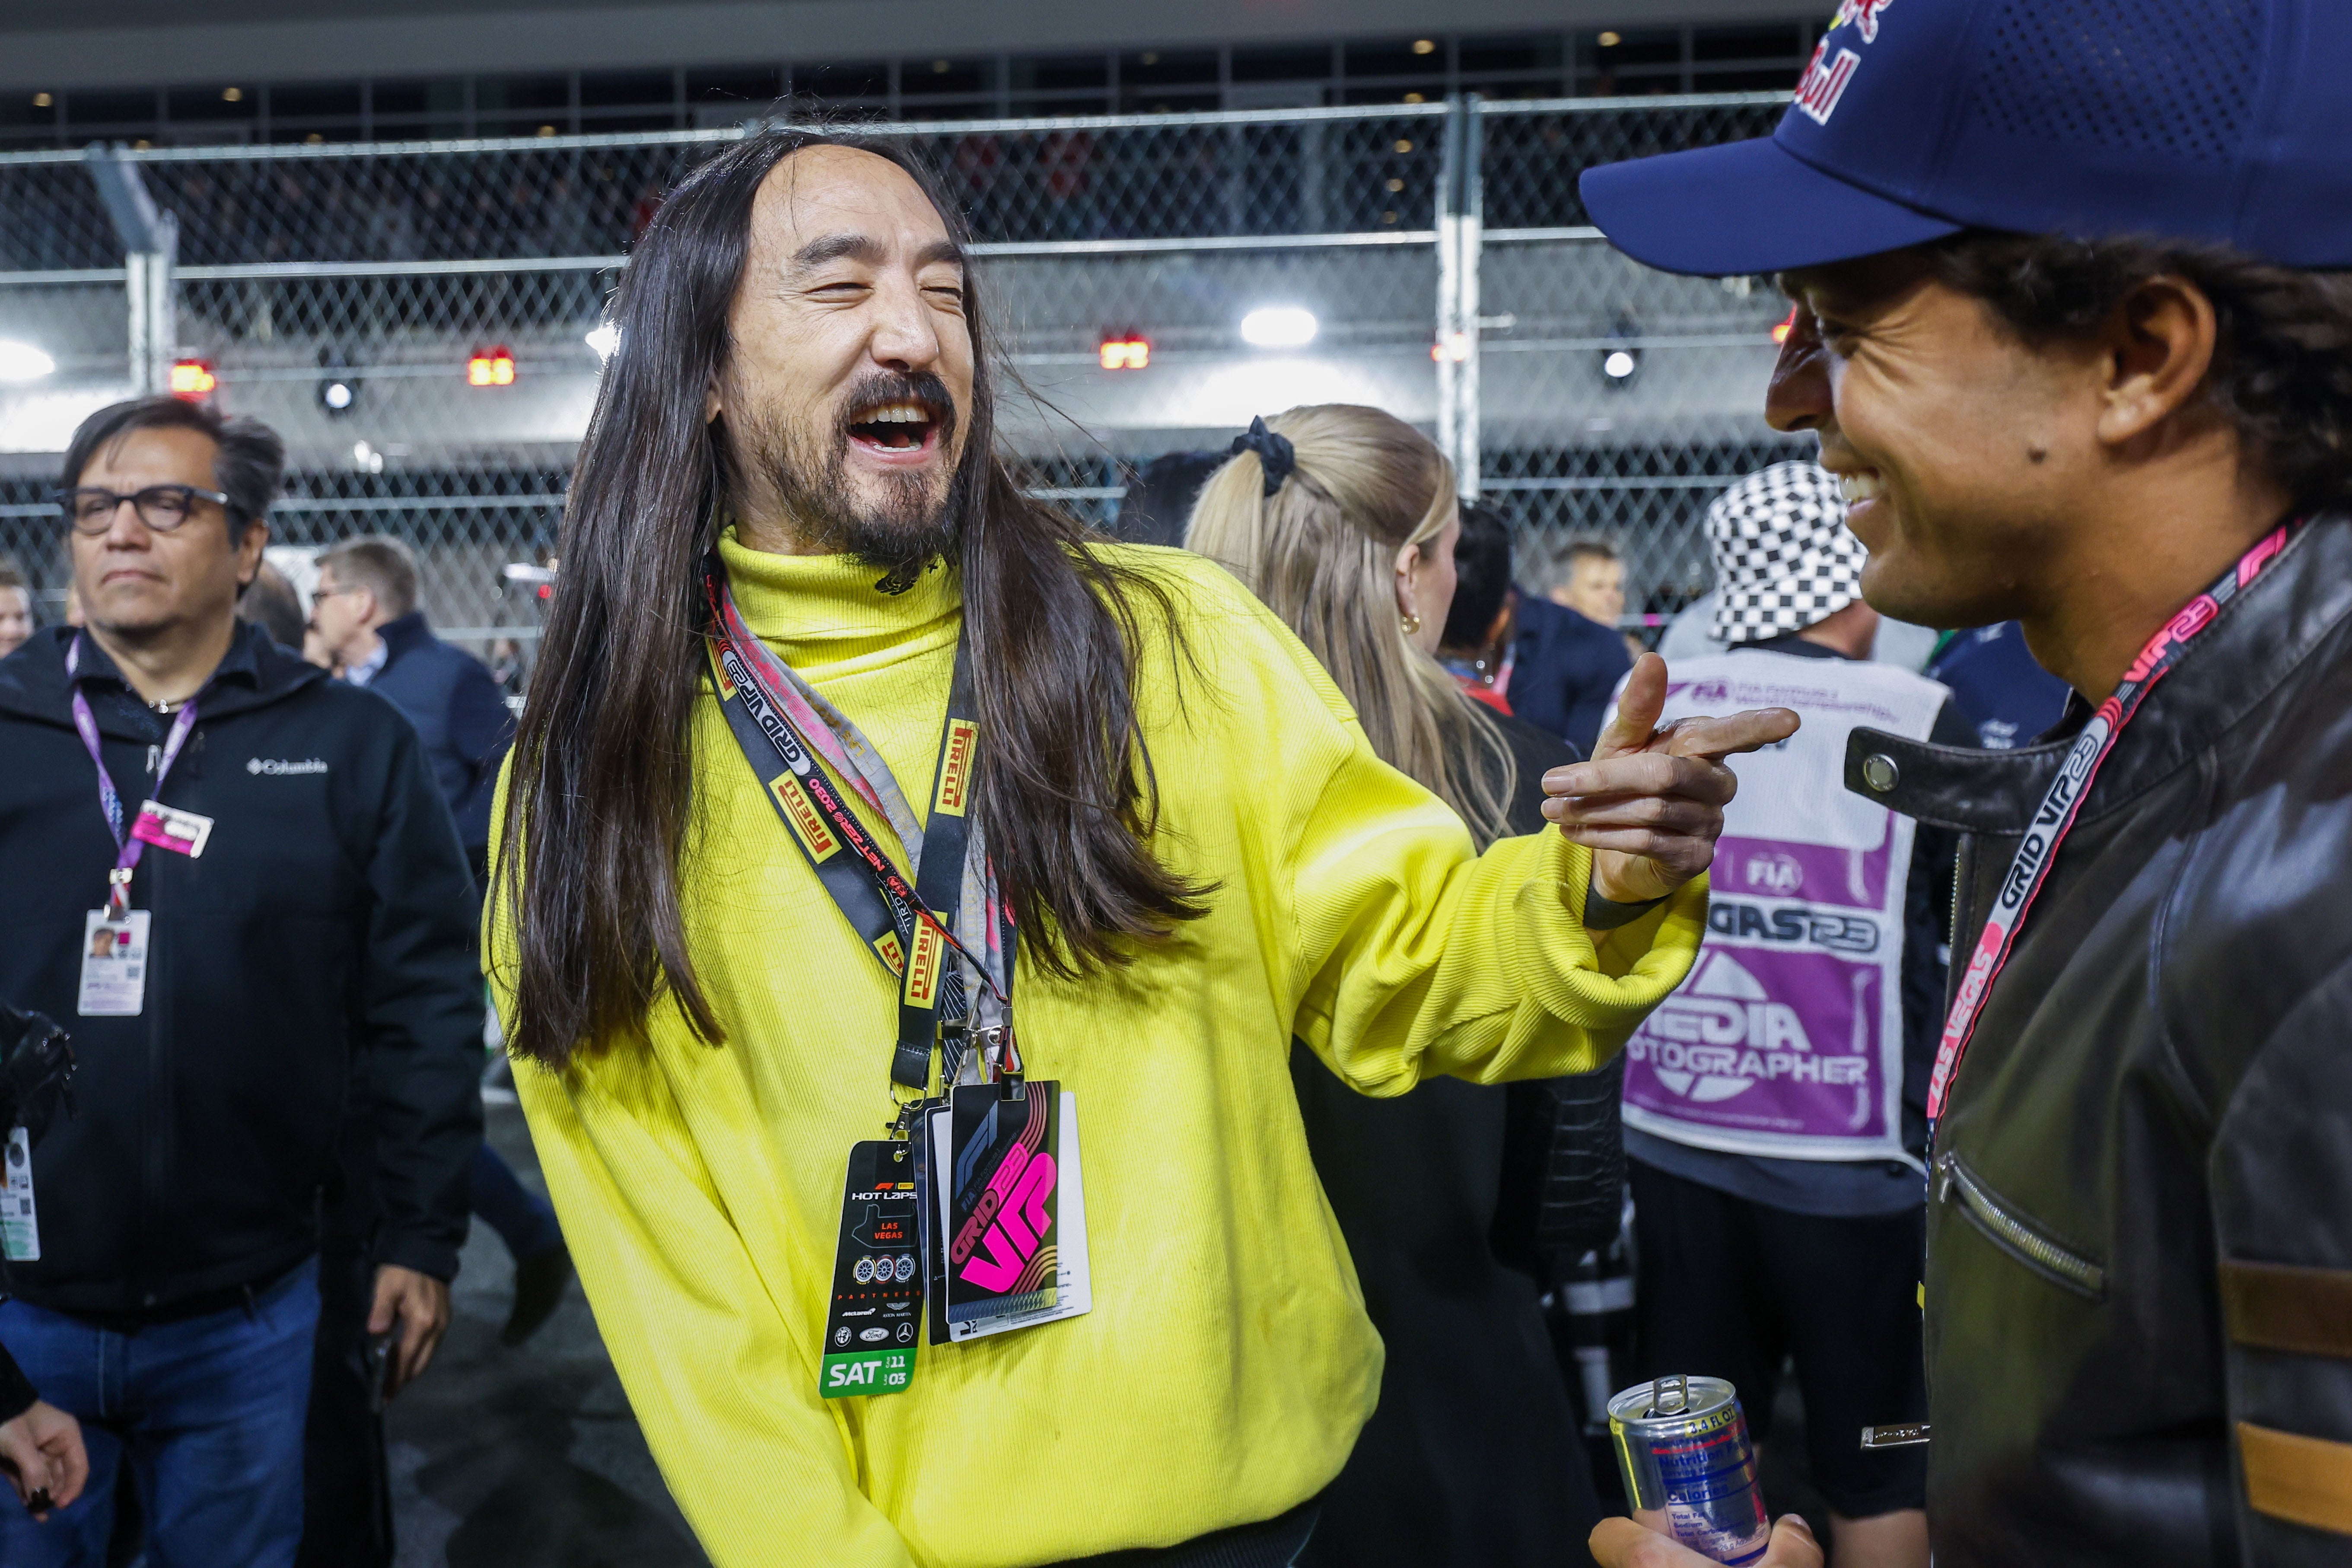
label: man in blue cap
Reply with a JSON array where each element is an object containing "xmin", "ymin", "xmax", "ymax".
[{"xmin": 1576, "ymin": 3, "xmax": 2352, "ymax": 1566}]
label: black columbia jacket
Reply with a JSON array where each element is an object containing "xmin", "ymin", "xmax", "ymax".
[
  {"xmin": 0, "ymin": 623, "xmax": 481, "ymax": 1317},
  {"xmin": 1845, "ymin": 515, "xmax": 2352, "ymax": 1565}
]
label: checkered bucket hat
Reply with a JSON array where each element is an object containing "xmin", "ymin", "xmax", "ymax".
[{"xmin": 1706, "ymin": 461, "xmax": 1866, "ymax": 645}]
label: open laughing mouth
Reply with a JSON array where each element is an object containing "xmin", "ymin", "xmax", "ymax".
[{"xmin": 845, "ymin": 397, "xmax": 945, "ymax": 461}]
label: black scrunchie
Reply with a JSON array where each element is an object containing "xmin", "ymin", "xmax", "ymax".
[{"xmin": 1230, "ymin": 416, "xmax": 1296, "ymax": 498}]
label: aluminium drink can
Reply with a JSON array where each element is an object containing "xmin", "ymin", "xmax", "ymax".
[{"xmin": 1607, "ymin": 1374, "xmax": 1772, "ymax": 1565}]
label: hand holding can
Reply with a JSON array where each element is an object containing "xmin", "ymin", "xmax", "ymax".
[
  {"xmin": 1589, "ymin": 1514, "xmax": 1822, "ymax": 1568},
  {"xmin": 1607, "ymin": 1375, "xmax": 1774, "ymax": 1565}
]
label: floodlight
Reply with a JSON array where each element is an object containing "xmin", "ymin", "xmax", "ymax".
[
  {"xmin": 585, "ymin": 323, "xmax": 620, "ymax": 361},
  {"xmin": 1598, "ymin": 317, "xmax": 1642, "ymax": 389},
  {"xmin": 1240, "ymin": 308, "xmax": 1318, "ymax": 349},
  {"xmin": 0, "ymin": 340, "xmax": 55, "ymax": 382},
  {"xmin": 317, "ymin": 347, "xmax": 360, "ymax": 416}
]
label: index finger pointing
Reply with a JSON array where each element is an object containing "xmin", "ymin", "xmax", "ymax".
[
  {"xmin": 1660, "ymin": 706, "xmax": 1801, "ymax": 761},
  {"xmin": 1591, "ymin": 652, "xmax": 1668, "ymax": 762}
]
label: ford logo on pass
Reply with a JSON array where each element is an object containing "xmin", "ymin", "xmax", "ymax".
[{"xmin": 859, "ymin": 1327, "xmax": 890, "ymax": 1342}]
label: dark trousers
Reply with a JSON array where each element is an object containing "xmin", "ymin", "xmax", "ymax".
[
  {"xmin": 471, "ymin": 1143, "xmax": 562, "ymax": 1262},
  {"xmin": 1629, "ymin": 1160, "xmax": 1928, "ymax": 1520},
  {"xmin": 296, "ymin": 1245, "xmax": 393, "ymax": 1568}
]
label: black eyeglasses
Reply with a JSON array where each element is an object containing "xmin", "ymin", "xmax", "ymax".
[{"xmin": 51, "ymin": 484, "xmax": 238, "ymax": 535}]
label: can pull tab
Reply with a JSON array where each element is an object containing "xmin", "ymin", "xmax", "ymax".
[
  {"xmin": 1650, "ymin": 1374, "xmax": 1690, "ymax": 1417},
  {"xmin": 1860, "ymin": 1423, "xmax": 1932, "ymax": 1449}
]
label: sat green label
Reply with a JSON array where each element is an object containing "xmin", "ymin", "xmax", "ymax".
[{"xmin": 822, "ymin": 1346, "xmax": 914, "ymax": 1397}]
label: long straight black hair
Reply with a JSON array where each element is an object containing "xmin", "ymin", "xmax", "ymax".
[{"xmin": 497, "ymin": 128, "xmax": 1207, "ymax": 1067}]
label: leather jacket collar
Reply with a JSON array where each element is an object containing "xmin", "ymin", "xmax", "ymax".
[{"xmin": 1843, "ymin": 514, "xmax": 2352, "ymax": 835}]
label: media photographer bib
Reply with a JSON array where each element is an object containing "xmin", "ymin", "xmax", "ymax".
[{"xmin": 1619, "ymin": 652, "xmax": 1946, "ymax": 1164}]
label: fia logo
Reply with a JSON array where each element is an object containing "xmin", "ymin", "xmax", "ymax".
[{"xmin": 1742, "ymin": 852, "xmax": 1803, "ymax": 895}]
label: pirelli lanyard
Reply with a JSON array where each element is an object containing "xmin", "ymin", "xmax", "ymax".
[
  {"xmin": 703, "ymin": 566, "xmax": 1009, "ymax": 1094},
  {"xmin": 1926, "ymin": 521, "xmax": 2298, "ymax": 1126}
]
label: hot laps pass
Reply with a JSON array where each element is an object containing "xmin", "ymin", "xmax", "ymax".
[{"xmin": 823, "ymin": 1140, "xmax": 924, "ymax": 1399}]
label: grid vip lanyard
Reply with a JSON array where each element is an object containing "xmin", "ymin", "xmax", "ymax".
[
  {"xmin": 64, "ymin": 636, "xmax": 200, "ymax": 919},
  {"xmin": 701, "ymin": 564, "xmax": 1014, "ymax": 1098},
  {"xmin": 1926, "ymin": 521, "xmax": 2298, "ymax": 1125}
]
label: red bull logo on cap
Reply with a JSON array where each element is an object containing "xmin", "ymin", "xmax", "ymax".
[{"xmin": 1795, "ymin": 45, "xmax": 1862, "ymax": 124}]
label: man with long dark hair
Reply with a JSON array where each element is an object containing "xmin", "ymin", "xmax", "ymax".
[{"xmin": 491, "ymin": 132, "xmax": 1793, "ymax": 1567}]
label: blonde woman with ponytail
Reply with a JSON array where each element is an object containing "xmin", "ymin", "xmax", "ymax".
[
  {"xmin": 1186, "ymin": 405, "xmax": 1614, "ymax": 1568},
  {"xmin": 1186, "ymin": 406, "xmax": 1519, "ymax": 847}
]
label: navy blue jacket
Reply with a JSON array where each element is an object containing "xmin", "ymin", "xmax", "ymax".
[
  {"xmin": 0, "ymin": 623, "xmax": 482, "ymax": 1313},
  {"xmin": 1924, "ymin": 620, "xmax": 2072, "ymax": 751},
  {"xmin": 1509, "ymin": 591, "xmax": 1633, "ymax": 757},
  {"xmin": 363, "ymin": 612, "xmax": 513, "ymax": 855}
]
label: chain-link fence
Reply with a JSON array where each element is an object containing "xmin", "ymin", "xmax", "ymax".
[{"xmin": 0, "ymin": 93, "xmax": 1805, "ymax": 652}]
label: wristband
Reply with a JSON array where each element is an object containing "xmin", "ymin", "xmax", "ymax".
[{"xmin": 1584, "ymin": 884, "xmax": 1668, "ymax": 931}]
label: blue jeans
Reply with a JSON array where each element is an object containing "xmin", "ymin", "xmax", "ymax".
[{"xmin": 0, "ymin": 1256, "xmax": 320, "ymax": 1568}]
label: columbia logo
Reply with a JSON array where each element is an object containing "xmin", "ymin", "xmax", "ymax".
[{"xmin": 247, "ymin": 757, "xmax": 328, "ymax": 776}]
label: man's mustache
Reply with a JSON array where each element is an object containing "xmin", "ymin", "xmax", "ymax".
[{"xmin": 835, "ymin": 371, "xmax": 961, "ymax": 450}]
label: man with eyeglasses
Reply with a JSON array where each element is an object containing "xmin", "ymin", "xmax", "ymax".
[{"xmin": 0, "ymin": 395, "xmax": 482, "ymax": 1568}]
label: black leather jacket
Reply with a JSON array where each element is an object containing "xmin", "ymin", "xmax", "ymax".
[{"xmin": 1843, "ymin": 515, "xmax": 2352, "ymax": 1567}]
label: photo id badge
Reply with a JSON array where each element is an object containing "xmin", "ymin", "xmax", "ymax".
[
  {"xmin": 1, "ymin": 1125, "xmax": 37, "ymax": 1263},
  {"xmin": 936, "ymin": 1081, "xmax": 1093, "ymax": 1341},
  {"xmin": 78, "ymin": 909, "xmax": 151, "ymax": 1017},
  {"xmin": 820, "ymin": 1139, "xmax": 923, "ymax": 1400}
]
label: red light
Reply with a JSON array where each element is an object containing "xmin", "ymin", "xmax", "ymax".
[
  {"xmin": 169, "ymin": 359, "xmax": 216, "ymax": 399},
  {"xmin": 1771, "ymin": 306, "xmax": 1798, "ymax": 345},
  {"xmin": 1098, "ymin": 332, "xmax": 1149, "ymax": 371},
  {"xmin": 536, "ymin": 583, "xmax": 552, "ymax": 600},
  {"xmin": 467, "ymin": 347, "xmax": 517, "ymax": 387}
]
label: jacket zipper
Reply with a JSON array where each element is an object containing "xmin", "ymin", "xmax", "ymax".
[{"xmin": 1935, "ymin": 1151, "xmax": 2106, "ymax": 1300}]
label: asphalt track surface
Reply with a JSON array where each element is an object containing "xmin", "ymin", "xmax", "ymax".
[{"xmin": 387, "ymin": 1096, "xmax": 710, "ymax": 1568}]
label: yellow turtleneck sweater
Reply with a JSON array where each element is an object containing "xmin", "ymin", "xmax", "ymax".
[{"xmin": 496, "ymin": 534, "xmax": 1706, "ymax": 1568}]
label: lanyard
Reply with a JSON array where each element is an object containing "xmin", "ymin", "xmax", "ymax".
[
  {"xmin": 702, "ymin": 565, "xmax": 1012, "ymax": 1094},
  {"xmin": 1926, "ymin": 521, "xmax": 2296, "ymax": 1123},
  {"xmin": 65, "ymin": 636, "xmax": 200, "ymax": 919}
]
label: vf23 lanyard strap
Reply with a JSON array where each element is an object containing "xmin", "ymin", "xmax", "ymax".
[
  {"xmin": 1927, "ymin": 520, "xmax": 2298, "ymax": 1125},
  {"xmin": 65, "ymin": 636, "xmax": 200, "ymax": 919},
  {"xmin": 702, "ymin": 564, "xmax": 1011, "ymax": 1094}
]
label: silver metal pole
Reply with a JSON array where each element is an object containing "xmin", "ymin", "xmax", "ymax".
[
  {"xmin": 1434, "ymin": 98, "xmax": 1464, "ymax": 482},
  {"xmin": 1456, "ymin": 96, "xmax": 1484, "ymax": 501},
  {"xmin": 86, "ymin": 146, "xmax": 178, "ymax": 395}
]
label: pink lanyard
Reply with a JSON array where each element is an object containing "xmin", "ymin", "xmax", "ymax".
[
  {"xmin": 1926, "ymin": 522, "xmax": 2296, "ymax": 1123},
  {"xmin": 65, "ymin": 636, "xmax": 200, "ymax": 919}
]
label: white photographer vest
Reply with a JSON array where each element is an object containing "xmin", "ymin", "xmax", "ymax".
[{"xmin": 1619, "ymin": 650, "xmax": 1950, "ymax": 1164}]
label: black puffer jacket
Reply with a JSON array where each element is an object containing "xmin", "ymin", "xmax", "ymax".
[
  {"xmin": 1844, "ymin": 515, "xmax": 2352, "ymax": 1566},
  {"xmin": 0, "ymin": 623, "xmax": 482, "ymax": 1317}
]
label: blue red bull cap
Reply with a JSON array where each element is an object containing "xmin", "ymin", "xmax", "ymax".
[{"xmin": 1579, "ymin": 0, "xmax": 2352, "ymax": 276}]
